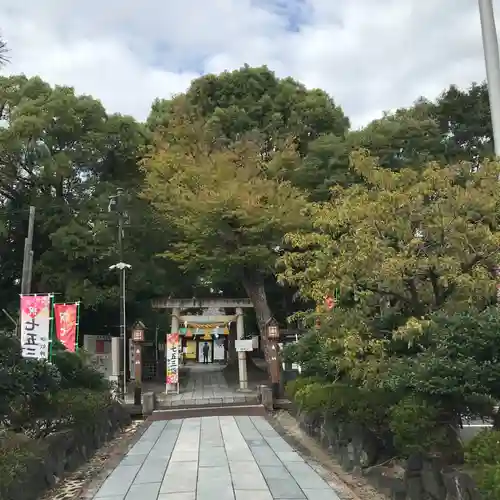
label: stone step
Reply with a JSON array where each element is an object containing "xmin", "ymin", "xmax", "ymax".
[
  {"xmin": 147, "ymin": 404, "xmax": 267, "ymax": 421},
  {"xmin": 157, "ymin": 395, "xmax": 259, "ymax": 408}
]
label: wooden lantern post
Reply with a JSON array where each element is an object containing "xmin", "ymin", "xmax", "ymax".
[
  {"xmin": 132, "ymin": 320, "xmax": 145, "ymax": 406},
  {"xmin": 265, "ymin": 317, "xmax": 281, "ymax": 399}
]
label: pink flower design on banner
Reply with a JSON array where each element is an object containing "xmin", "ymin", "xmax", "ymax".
[{"xmin": 22, "ymin": 296, "xmax": 48, "ymax": 318}]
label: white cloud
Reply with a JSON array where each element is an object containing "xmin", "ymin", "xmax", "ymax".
[{"xmin": 0, "ymin": 0, "xmax": 495, "ymax": 127}]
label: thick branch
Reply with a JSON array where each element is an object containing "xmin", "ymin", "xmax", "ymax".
[
  {"xmin": 404, "ymin": 277, "xmax": 422, "ymax": 314},
  {"xmin": 358, "ymin": 283, "xmax": 412, "ymax": 306}
]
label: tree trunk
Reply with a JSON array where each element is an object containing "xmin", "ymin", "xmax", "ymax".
[
  {"xmin": 242, "ymin": 270, "xmax": 272, "ymax": 368},
  {"xmin": 242, "ymin": 270, "xmax": 272, "ymax": 336}
]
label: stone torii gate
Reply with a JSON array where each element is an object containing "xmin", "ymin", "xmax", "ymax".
[{"xmin": 151, "ymin": 298, "xmax": 254, "ymax": 391}]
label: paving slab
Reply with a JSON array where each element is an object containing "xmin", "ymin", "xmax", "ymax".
[{"xmin": 92, "ymin": 415, "xmax": 341, "ymax": 500}]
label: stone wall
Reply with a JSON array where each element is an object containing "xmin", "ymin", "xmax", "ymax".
[
  {"xmin": 3, "ymin": 402, "xmax": 131, "ymax": 500},
  {"xmin": 292, "ymin": 407, "xmax": 481, "ymax": 500}
]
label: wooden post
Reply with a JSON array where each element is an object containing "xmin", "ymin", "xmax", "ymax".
[
  {"xmin": 134, "ymin": 343, "xmax": 142, "ymax": 405},
  {"xmin": 265, "ymin": 317, "xmax": 281, "ymax": 399},
  {"xmin": 269, "ymin": 341, "xmax": 281, "ymax": 399},
  {"xmin": 132, "ymin": 322, "xmax": 145, "ymax": 406}
]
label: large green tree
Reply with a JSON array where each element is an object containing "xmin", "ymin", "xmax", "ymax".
[
  {"xmin": 431, "ymin": 82, "xmax": 492, "ymax": 162},
  {"xmin": 146, "ymin": 66, "xmax": 353, "ymax": 326},
  {"xmin": 0, "ymin": 75, "xmax": 190, "ymax": 333},
  {"xmin": 149, "ymin": 65, "xmax": 349, "ymax": 198},
  {"xmin": 348, "ymin": 106, "xmax": 446, "ymax": 171},
  {"xmin": 279, "ymin": 150, "xmax": 500, "ymax": 380},
  {"xmin": 142, "ymin": 100, "xmax": 309, "ymax": 335}
]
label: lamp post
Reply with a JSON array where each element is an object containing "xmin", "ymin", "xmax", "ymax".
[
  {"xmin": 109, "ymin": 262, "xmax": 131, "ymax": 398},
  {"xmin": 265, "ymin": 317, "xmax": 281, "ymax": 399}
]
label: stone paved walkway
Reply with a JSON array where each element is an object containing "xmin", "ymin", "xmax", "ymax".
[
  {"xmin": 92, "ymin": 416, "xmax": 341, "ymax": 499},
  {"xmin": 127, "ymin": 364, "xmax": 258, "ymax": 407}
]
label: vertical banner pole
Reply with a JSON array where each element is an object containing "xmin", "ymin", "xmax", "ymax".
[
  {"xmin": 75, "ymin": 301, "xmax": 81, "ymax": 352},
  {"xmin": 49, "ymin": 294, "xmax": 55, "ymax": 363},
  {"xmin": 165, "ymin": 334, "xmax": 168, "ymax": 394}
]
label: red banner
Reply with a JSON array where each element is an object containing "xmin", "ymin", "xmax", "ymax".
[{"xmin": 54, "ymin": 303, "xmax": 78, "ymax": 352}]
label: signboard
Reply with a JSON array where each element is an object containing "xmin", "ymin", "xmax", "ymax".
[
  {"xmin": 132, "ymin": 328, "xmax": 144, "ymax": 342},
  {"xmin": 152, "ymin": 298, "xmax": 253, "ymax": 309},
  {"xmin": 235, "ymin": 339, "xmax": 253, "ymax": 352},
  {"xmin": 83, "ymin": 335, "xmax": 113, "ymax": 379},
  {"xmin": 179, "ymin": 327, "xmax": 229, "ymax": 337},
  {"xmin": 166, "ymin": 333, "xmax": 180, "ymax": 393},
  {"xmin": 54, "ymin": 303, "xmax": 78, "ymax": 352},
  {"xmin": 20, "ymin": 294, "xmax": 51, "ymax": 360},
  {"xmin": 90, "ymin": 354, "xmax": 111, "ymax": 376}
]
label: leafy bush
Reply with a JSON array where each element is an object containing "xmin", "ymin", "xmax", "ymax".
[
  {"xmin": 291, "ymin": 378, "xmax": 399, "ymax": 433},
  {"xmin": 382, "ymin": 308, "xmax": 500, "ymax": 423},
  {"xmin": 465, "ymin": 429, "xmax": 500, "ymax": 467},
  {"xmin": 388, "ymin": 395, "xmax": 451, "ymax": 457},
  {"xmin": 294, "ymin": 381, "xmax": 338, "ymax": 413},
  {"xmin": 51, "ymin": 342, "xmax": 108, "ymax": 391},
  {"xmin": 465, "ymin": 430, "xmax": 500, "ymax": 500},
  {"xmin": 46, "ymin": 388, "xmax": 113, "ymax": 430},
  {"xmin": 0, "ymin": 360, "xmax": 61, "ymax": 432},
  {"xmin": 283, "ymin": 331, "xmax": 341, "ymax": 380},
  {"xmin": 285, "ymin": 376, "xmax": 321, "ymax": 400},
  {"xmin": 0, "ymin": 391, "xmax": 115, "ymax": 500},
  {"xmin": 0, "ymin": 331, "xmax": 109, "ymax": 436},
  {"xmin": 0, "ymin": 431, "xmax": 46, "ymax": 498}
]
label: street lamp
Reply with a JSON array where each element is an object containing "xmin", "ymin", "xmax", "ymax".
[
  {"xmin": 265, "ymin": 317, "xmax": 281, "ymax": 398},
  {"xmin": 109, "ymin": 262, "xmax": 131, "ymax": 397}
]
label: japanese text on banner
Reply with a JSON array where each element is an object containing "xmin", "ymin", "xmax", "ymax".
[
  {"xmin": 20, "ymin": 294, "xmax": 51, "ymax": 360},
  {"xmin": 166, "ymin": 333, "xmax": 179, "ymax": 384},
  {"xmin": 54, "ymin": 303, "xmax": 78, "ymax": 352}
]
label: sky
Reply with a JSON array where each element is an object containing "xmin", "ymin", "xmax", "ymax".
[{"xmin": 0, "ymin": 0, "xmax": 495, "ymax": 129}]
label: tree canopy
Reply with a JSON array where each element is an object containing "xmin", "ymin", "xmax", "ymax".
[
  {"xmin": 1, "ymin": 58, "xmax": 499, "ymax": 495},
  {"xmin": 0, "ymin": 66, "xmax": 496, "ymax": 345},
  {"xmin": 142, "ymin": 99, "xmax": 309, "ymax": 331},
  {"xmin": 279, "ymin": 150, "xmax": 500, "ymax": 378},
  {"xmin": 0, "ymin": 75, "xmax": 192, "ymax": 334}
]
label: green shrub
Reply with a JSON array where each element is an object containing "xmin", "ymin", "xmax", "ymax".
[
  {"xmin": 465, "ymin": 430, "xmax": 500, "ymax": 500},
  {"xmin": 382, "ymin": 308, "xmax": 500, "ymax": 422},
  {"xmin": 285, "ymin": 376, "xmax": 321, "ymax": 400},
  {"xmin": 0, "ymin": 431, "xmax": 46, "ymax": 497},
  {"xmin": 282, "ymin": 332, "xmax": 336, "ymax": 379},
  {"xmin": 0, "ymin": 331, "xmax": 109, "ymax": 435},
  {"xmin": 465, "ymin": 429, "xmax": 500, "ymax": 467},
  {"xmin": 290, "ymin": 379, "xmax": 398, "ymax": 433},
  {"xmin": 294, "ymin": 382, "xmax": 338, "ymax": 413},
  {"xmin": 49, "ymin": 388, "xmax": 113, "ymax": 429},
  {"xmin": 388, "ymin": 395, "xmax": 450, "ymax": 457},
  {"xmin": 51, "ymin": 346, "xmax": 108, "ymax": 391},
  {"xmin": 1, "ymin": 360, "xmax": 62, "ymax": 433},
  {"xmin": 469, "ymin": 466, "xmax": 500, "ymax": 500}
]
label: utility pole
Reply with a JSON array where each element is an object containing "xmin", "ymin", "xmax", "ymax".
[
  {"xmin": 479, "ymin": 0, "xmax": 500, "ymax": 156},
  {"xmin": 20, "ymin": 206, "xmax": 35, "ymax": 295},
  {"xmin": 478, "ymin": 0, "xmax": 500, "ymax": 304},
  {"xmin": 116, "ymin": 188, "xmax": 127, "ymax": 397},
  {"xmin": 108, "ymin": 188, "xmax": 128, "ymax": 398}
]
